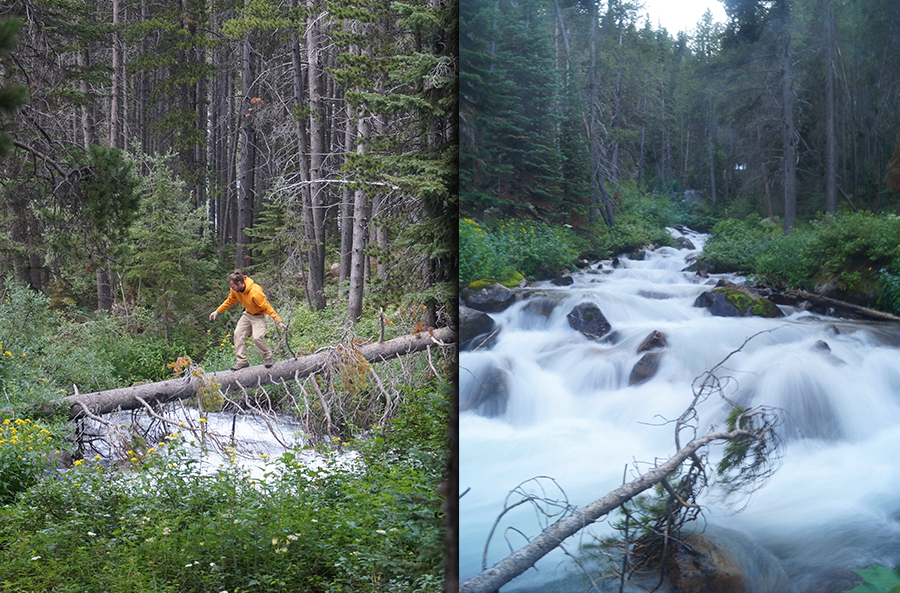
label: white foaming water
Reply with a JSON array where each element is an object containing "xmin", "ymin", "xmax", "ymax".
[{"xmin": 460, "ymin": 228, "xmax": 900, "ymax": 593}]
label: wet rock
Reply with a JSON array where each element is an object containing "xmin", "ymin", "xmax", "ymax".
[
  {"xmin": 460, "ymin": 363, "xmax": 509, "ymax": 417},
  {"xmin": 521, "ymin": 297, "xmax": 558, "ymax": 319},
  {"xmin": 639, "ymin": 290, "xmax": 674, "ymax": 300},
  {"xmin": 675, "ymin": 236, "xmax": 696, "ymax": 250},
  {"xmin": 694, "ymin": 287, "xmax": 785, "ymax": 318},
  {"xmin": 630, "ymin": 249, "xmax": 647, "ymax": 261},
  {"xmin": 811, "ymin": 340, "xmax": 831, "ymax": 352},
  {"xmin": 811, "ymin": 339, "xmax": 847, "ymax": 366},
  {"xmin": 637, "ymin": 330, "xmax": 668, "ymax": 353},
  {"xmin": 566, "ymin": 302, "xmax": 612, "ymax": 341},
  {"xmin": 459, "ymin": 306, "xmax": 498, "ymax": 351},
  {"xmin": 463, "ymin": 282, "xmax": 516, "ymax": 313},
  {"xmin": 551, "ymin": 275, "xmax": 574, "ymax": 286},
  {"xmin": 665, "ymin": 534, "xmax": 747, "ymax": 593},
  {"xmin": 611, "ymin": 257, "xmax": 622, "ymax": 268},
  {"xmin": 683, "ymin": 258, "xmax": 710, "ymax": 277},
  {"xmin": 693, "ymin": 289, "xmax": 744, "ymax": 317},
  {"xmin": 629, "ymin": 352, "xmax": 662, "ymax": 385}
]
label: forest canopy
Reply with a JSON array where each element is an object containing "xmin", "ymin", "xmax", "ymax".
[{"xmin": 461, "ymin": 0, "xmax": 900, "ymax": 233}]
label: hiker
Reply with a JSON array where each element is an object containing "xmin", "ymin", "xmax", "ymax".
[{"xmin": 209, "ymin": 270, "xmax": 287, "ymax": 371}]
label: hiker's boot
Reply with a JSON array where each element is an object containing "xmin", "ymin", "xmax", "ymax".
[
  {"xmin": 231, "ymin": 361, "xmax": 249, "ymax": 371},
  {"xmin": 264, "ymin": 356, "xmax": 275, "ymax": 369}
]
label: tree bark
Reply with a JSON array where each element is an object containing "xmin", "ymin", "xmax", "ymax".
[
  {"xmin": 306, "ymin": 0, "xmax": 327, "ymax": 310},
  {"xmin": 348, "ymin": 113, "xmax": 370, "ymax": 323},
  {"xmin": 460, "ymin": 428, "xmax": 754, "ymax": 593},
  {"xmin": 708, "ymin": 95, "xmax": 716, "ymax": 206},
  {"xmin": 67, "ymin": 327, "xmax": 456, "ymax": 419},
  {"xmin": 781, "ymin": 0, "xmax": 797, "ymax": 233},
  {"xmin": 236, "ymin": 11, "xmax": 256, "ymax": 269},
  {"xmin": 824, "ymin": 0, "xmax": 837, "ymax": 214}
]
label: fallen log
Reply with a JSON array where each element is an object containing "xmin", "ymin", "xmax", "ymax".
[
  {"xmin": 66, "ymin": 327, "xmax": 456, "ymax": 419},
  {"xmin": 459, "ymin": 428, "xmax": 755, "ymax": 593},
  {"xmin": 785, "ymin": 289, "xmax": 900, "ymax": 322}
]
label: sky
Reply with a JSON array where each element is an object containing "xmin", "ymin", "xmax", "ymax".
[{"xmin": 638, "ymin": 0, "xmax": 728, "ymax": 34}]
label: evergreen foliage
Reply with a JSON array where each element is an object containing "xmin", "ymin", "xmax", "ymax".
[
  {"xmin": 119, "ymin": 152, "xmax": 217, "ymax": 338},
  {"xmin": 0, "ymin": 17, "xmax": 27, "ymax": 156}
]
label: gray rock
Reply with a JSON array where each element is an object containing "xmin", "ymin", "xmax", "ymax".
[
  {"xmin": 459, "ymin": 306, "xmax": 498, "ymax": 351},
  {"xmin": 460, "ymin": 363, "xmax": 509, "ymax": 417},
  {"xmin": 464, "ymin": 283, "xmax": 516, "ymax": 313},
  {"xmin": 637, "ymin": 330, "xmax": 668, "ymax": 353},
  {"xmin": 629, "ymin": 352, "xmax": 662, "ymax": 385},
  {"xmin": 566, "ymin": 302, "xmax": 612, "ymax": 341}
]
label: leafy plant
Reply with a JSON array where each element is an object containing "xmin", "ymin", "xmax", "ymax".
[
  {"xmin": 700, "ymin": 215, "xmax": 769, "ymax": 273},
  {"xmin": 459, "ymin": 217, "xmax": 506, "ymax": 284},
  {"xmin": 0, "ymin": 418, "xmax": 57, "ymax": 504},
  {"xmin": 843, "ymin": 565, "xmax": 900, "ymax": 593}
]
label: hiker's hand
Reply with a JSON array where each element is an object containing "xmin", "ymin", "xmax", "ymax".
[
  {"xmin": 209, "ymin": 311, "xmax": 218, "ymax": 322},
  {"xmin": 278, "ymin": 322, "xmax": 286, "ymax": 331}
]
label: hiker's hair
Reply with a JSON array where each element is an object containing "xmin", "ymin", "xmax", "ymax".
[{"xmin": 227, "ymin": 270, "xmax": 245, "ymax": 285}]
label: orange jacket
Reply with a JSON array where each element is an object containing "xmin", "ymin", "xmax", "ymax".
[{"xmin": 216, "ymin": 277, "xmax": 281, "ymax": 323}]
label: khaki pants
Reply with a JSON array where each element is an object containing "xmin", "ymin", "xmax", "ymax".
[{"xmin": 234, "ymin": 312, "xmax": 273, "ymax": 365}]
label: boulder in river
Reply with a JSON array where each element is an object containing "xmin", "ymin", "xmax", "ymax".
[
  {"xmin": 551, "ymin": 275, "xmax": 574, "ymax": 286},
  {"xmin": 637, "ymin": 330, "xmax": 668, "ymax": 353},
  {"xmin": 694, "ymin": 287, "xmax": 785, "ymax": 318},
  {"xmin": 459, "ymin": 362, "xmax": 509, "ymax": 417},
  {"xmin": 463, "ymin": 282, "xmax": 516, "ymax": 313},
  {"xmin": 459, "ymin": 306, "xmax": 499, "ymax": 351},
  {"xmin": 663, "ymin": 534, "xmax": 747, "ymax": 593},
  {"xmin": 629, "ymin": 351, "xmax": 662, "ymax": 385},
  {"xmin": 566, "ymin": 302, "xmax": 612, "ymax": 341},
  {"xmin": 521, "ymin": 296, "xmax": 558, "ymax": 319},
  {"xmin": 675, "ymin": 236, "xmax": 696, "ymax": 250}
]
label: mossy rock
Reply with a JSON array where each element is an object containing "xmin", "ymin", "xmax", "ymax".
[
  {"xmin": 467, "ymin": 279, "xmax": 494, "ymax": 291},
  {"xmin": 498, "ymin": 271, "xmax": 525, "ymax": 288},
  {"xmin": 694, "ymin": 287, "xmax": 784, "ymax": 318}
]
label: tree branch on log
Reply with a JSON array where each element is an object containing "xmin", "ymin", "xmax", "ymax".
[
  {"xmin": 65, "ymin": 327, "xmax": 456, "ymax": 419},
  {"xmin": 459, "ymin": 427, "xmax": 758, "ymax": 593}
]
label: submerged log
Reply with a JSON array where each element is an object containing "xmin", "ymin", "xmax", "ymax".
[{"xmin": 66, "ymin": 327, "xmax": 456, "ymax": 419}]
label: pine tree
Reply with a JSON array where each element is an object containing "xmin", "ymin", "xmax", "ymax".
[{"xmin": 0, "ymin": 17, "xmax": 27, "ymax": 156}]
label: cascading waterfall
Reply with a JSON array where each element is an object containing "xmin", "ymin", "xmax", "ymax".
[{"xmin": 460, "ymin": 228, "xmax": 900, "ymax": 593}]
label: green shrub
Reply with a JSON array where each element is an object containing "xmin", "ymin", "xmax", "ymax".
[
  {"xmin": 803, "ymin": 212, "xmax": 900, "ymax": 280},
  {"xmin": 751, "ymin": 229, "xmax": 813, "ymax": 290},
  {"xmin": 600, "ymin": 215, "xmax": 675, "ymax": 256},
  {"xmin": 491, "ymin": 219, "xmax": 578, "ymax": 280},
  {"xmin": 701, "ymin": 215, "xmax": 769, "ymax": 273},
  {"xmin": 0, "ymin": 418, "xmax": 57, "ymax": 504},
  {"xmin": 460, "ymin": 217, "xmax": 578, "ymax": 283},
  {"xmin": 459, "ymin": 218, "xmax": 506, "ymax": 285},
  {"xmin": 877, "ymin": 269, "xmax": 900, "ymax": 315},
  {"xmin": 0, "ymin": 381, "xmax": 450, "ymax": 593}
]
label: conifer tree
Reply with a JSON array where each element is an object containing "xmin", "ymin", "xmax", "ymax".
[{"xmin": 0, "ymin": 17, "xmax": 27, "ymax": 156}]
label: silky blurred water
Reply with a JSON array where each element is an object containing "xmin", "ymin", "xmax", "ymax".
[{"xmin": 460, "ymin": 228, "xmax": 900, "ymax": 592}]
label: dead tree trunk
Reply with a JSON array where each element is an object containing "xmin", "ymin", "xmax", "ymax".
[
  {"xmin": 67, "ymin": 327, "xmax": 456, "ymax": 419},
  {"xmin": 459, "ymin": 427, "xmax": 756, "ymax": 593}
]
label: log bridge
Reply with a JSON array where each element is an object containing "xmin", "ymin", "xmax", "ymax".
[{"xmin": 66, "ymin": 327, "xmax": 456, "ymax": 419}]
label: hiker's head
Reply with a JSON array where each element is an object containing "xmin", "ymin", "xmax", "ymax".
[{"xmin": 227, "ymin": 270, "xmax": 246, "ymax": 292}]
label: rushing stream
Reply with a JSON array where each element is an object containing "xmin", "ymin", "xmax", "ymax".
[{"xmin": 460, "ymin": 228, "xmax": 900, "ymax": 592}]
